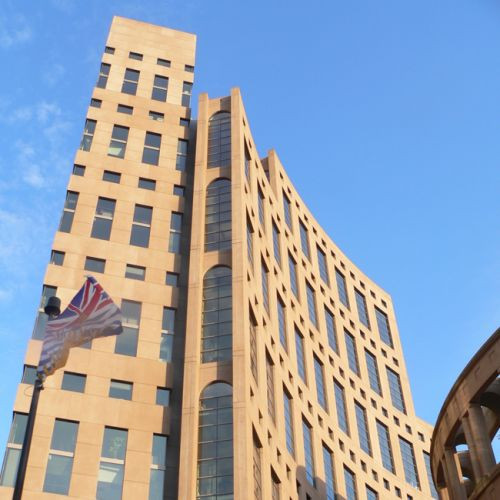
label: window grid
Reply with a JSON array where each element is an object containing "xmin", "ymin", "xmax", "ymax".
[
  {"xmin": 365, "ymin": 350, "xmax": 382, "ymax": 395},
  {"xmin": 205, "ymin": 179, "xmax": 231, "ymax": 252},
  {"xmin": 208, "ymin": 112, "xmax": 231, "ymax": 167},
  {"xmin": 283, "ymin": 390, "xmax": 295, "ymax": 456},
  {"xmin": 142, "ymin": 131, "xmax": 161, "ymax": 166},
  {"xmin": 261, "ymin": 261, "xmax": 269, "ymax": 313},
  {"xmin": 272, "ymin": 222, "xmax": 281, "ymax": 265},
  {"xmin": 355, "ymin": 289, "xmax": 370, "ymax": 328},
  {"xmin": 182, "ymin": 81, "xmax": 192, "ymax": 107},
  {"xmin": 250, "ymin": 314, "xmax": 258, "ymax": 383},
  {"xmin": 108, "ymin": 125, "xmax": 129, "ymax": 158},
  {"xmin": 283, "ymin": 192, "xmax": 292, "ymax": 229},
  {"xmin": 253, "ymin": 436, "xmax": 262, "ymax": 500},
  {"xmin": 344, "ymin": 467, "xmax": 358, "ymax": 500},
  {"xmin": 335, "ymin": 269, "xmax": 349, "ymax": 308},
  {"xmin": 79, "ymin": 119, "xmax": 96, "ymax": 151},
  {"xmin": 59, "ymin": 191, "xmax": 78, "ymax": 233},
  {"xmin": 97, "ymin": 62, "xmax": 110, "ymax": 88},
  {"xmin": 91, "ymin": 197, "xmax": 116, "ymax": 241},
  {"xmin": 130, "ymin": 204, "xmax": 152, "ymax": 248},
  {"xmin": 299, "ymin": 221, "xmax": 310, "ymax": 259},
  {"xmin": 247, "ymin": 219, "xmax": 254, "ymax": 269},
  {"xmin": 366, "ymin": 485, "xmax": 378, "ymax": 500},
  {"xmin": 176, "ymin": 139, "xmax": 188, "ymax": 171},
  {"xmin": 159, "ymin": 307, "xmax": 176, "ymax": 363},
  {"xmin": 302, "ymin": 419, "xmax": 315, "ymax": 486},
  {"xmin": 376, "ymin": 420, "xmax": 395, "ymax": 473},
  {"xmin": 277, "ymin": 297, "xmax": 287, "ymax": 350},
  {"xmin": 317, "ymin": 247, "xmax": 329, "ymax": 285},
  {"xmin": 149, "ymin": 434, "xmax": 167, "ymax": 500},
  {"xmin": 334, "ymin": 380, "xmax": 349, "ymax": 435},
  {"xmin": 295, "ymin": 329, "xmax": 306, "ymax": 382},
  {"xmin": 258, "ymin": 188, "xmax": 265, "ymax": 228},
  {"xmin": 97, "ymin": 427, "xmax": 127, "ymax": 498},
  {"xmin": 288, "ymin": 254, "xmax": 298, "ymax": 298},
  {"xmin": 314, "ymin": 356, "xmax": 327, "ymax": 410},
  {"xmin": 376, "ymin": 308, "xmax": 394, "ymax": 347},
  {"xmin": 266, "ymin": 354, "xmax": 276, "ymax": 422},
  {"xmin": 354, "ymin": 402, "xmax": 372, "ymax": 456},
  {"xmin": 306, "ymin": 283, "xmax": 317, "ymax": 327},
  {"xmin": 0, "ymin": 412, "xmax": 28, "ymax": 487},
  {"xmin": 323, "ymin": 445, "xmax": 337, "ymax": 500},
  {"xmin": 345, "ymin": 330, "xmax": 360, "ymax": 375},
  {"xmin": 399, "ymin": 437, "xmax": 420, "ymax": 489},
  {"xmin": 168, "ymin": 212, "xmax": 183, "ymax": 253},
  {"xmin": 152, "ymin": 74, "xmax": 168, "ymax": 101},
  {"xmin": 387, "ymin": 367, "xmax": 406, "ymax": 414},
  {"xmin": 122, "ymin": 68, "xmax": 139, "ymax": 95},
  {"xmin": 324, "ymin": 308, "xmax": 338, "ymax": 354},
  {"xmin": 423, "ymin": 452, "xmax": 439, "ymax": 499}
]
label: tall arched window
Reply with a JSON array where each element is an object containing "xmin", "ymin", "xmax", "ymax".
[
  {"xmin": 202, "ymin": 266, "xmax": 232, "ymax": 363},
  {"xmin": 197, "ymin": 382, "xmax": 233, "ymax": 499},
  {"xmin": 205, "ymin": 179, "xmax": 231, "ymax": 252},
  {"xmin": 208, "ymin": 112, "xmax": 231, "ymax": 168}
]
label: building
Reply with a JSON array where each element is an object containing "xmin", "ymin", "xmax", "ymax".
[
  {"xmin": 430, "ymin": 328, "xmax": 499, "ymax": 499},
  {"xmin": 0, "ymin": 16, "xmax": 438, "ymax": 500}
]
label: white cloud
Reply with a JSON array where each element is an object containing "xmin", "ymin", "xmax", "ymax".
[
  {"xmin": 23, "ymin": 165, "xmax": 46, "ymax": 188},
  {"xmin": 37, "ymin": 101, "xmax": 61, "ymax": 123},
  {"xmin": 0, "ymin": 15, "xmax": 32, "ymax": 49}
]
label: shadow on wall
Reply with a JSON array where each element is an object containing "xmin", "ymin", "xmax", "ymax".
[{"xmin": 295, "ymin": 465, "xmax": 347, "ymax": 500}]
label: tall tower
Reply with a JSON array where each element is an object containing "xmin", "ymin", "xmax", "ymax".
[{"xmin": 1, "ymin": 17, "xmax": 438, "ymax": 500}]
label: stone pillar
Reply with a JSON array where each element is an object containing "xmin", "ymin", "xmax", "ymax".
[
  {"xmin": 462, "ymin": 404, "xmax": 496, "ymax": 479},
  {"xmin": 443, "ymin": 447, "xmax": 467, "ymax": 500}
]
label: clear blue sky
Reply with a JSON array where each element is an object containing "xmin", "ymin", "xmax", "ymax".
[{"xmin": 0, "ymin": 0, "xmax": 498, "ymax": 454}]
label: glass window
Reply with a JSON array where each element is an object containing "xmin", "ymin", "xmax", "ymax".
[
  {"xmin": 97, "ymin": 462, "xmax": 124, "ymax": 499},
  {"xmin": 173, "ymin": 185, "xmax": 185, "ymax": 196},
  {"xmin": 375, "ymin": 308, "xmax": 393, "ymax": 347},
  {"xmin": 115, "ymin": 327, "xmax": 138, "ymax": 356},
  {"xmin": 122, "ymin": 68, "xmax": 140, "ymax": 95},
  {"xmin": 207, "ymin": 112, "xmax": 231, "ymax": 167},
  {"xmin": 258, "ymin": 188, "xmax": 265, "ymax": 227},
  {"xmin": 80, "ymin": 118, "xmax": 96, "ymax": 151},
  {"xmin": 324, "ymin": 308, "xmax": 338, "ymax": 354},
  {"xmin": 138, "ymin": 178, "xmax": 156, "ymax": 190},
  {"xmin": 253, "ymin": 436, "xmax": 262, "ymax": 500},
  {"xmin": 376, "ymin": 420, "xmax": 395, "ymax": 473},
  {"xmin": 272, "ymin": 222, "xmax": 281, "ymax": 265},
  {"xmin": 125, "ymin": 264, "xmax": 145, "ymax": 281},
  {"xmin": 108, "ymin": 125, "xmax": 129, "ymax": 158},
  {"xmin": 355, "ymin": 402, "xmax": 371, "ymax": 455},
  {"xmin": 295, "ymin": 328, "xmax": 306, "ymax": 382},
  {"xmin": 50, "ymin": 419, "xmax": 78, "ymax": 452},
  {"xmin": 91, "ymin": 197, "xmax": 115, "ymax": 240},
  {"xmin": 185, "ymin": 64, "xmax": 194, "ymax": 72},
  {"xmin": 250, "ymin": 313, "xmax": 258, "ymax": 382},
  {"xmin": 152, "ymin": 74, "xmax": 168, "ymax": 101},
  {"xmin": 423, "ymin": 452, "xmax": 439, "ymax": 499},
  {"xmin": 43, "ymin": 454, "xmax": 73, "ymax": 494},
  {"xmin": 306, "ymin": 283, "xmax": 317, "ymax": 327},
  {"xmin": 104, "ymin": 46, "xmax": 114, "ymax": 54},
  {"xmin": 59, "ymin": 191, "xmax": 78, "ymax": 233},
  {"xmin": 355, "ymin": 289, "xmax": 370, "ymax": 328},
  {"xmin": 97, "ymin": 62, "xmax": 110, "ymax": 88},
  {"xmin": 117, "ymin": 104, "xmax": 133, "ymax": 115},
  {"xmin": 261, "ymin": 261, "xmax": 269, "ymax": 313},
  {"xmin": 299, "ymin": 221, "xmax": 310, "ymax": 259},
  {"xmin": 130, "ymin": 204, "xmax": 152, "ymax": 248},
  {"xmin": 32, "ymin": 310, "xmax": 48, "ymax": 340},
  {"xmin": 142, "ymin": 131, "xmax": 161, "ymax": 165},
  {"xmin": 277, "ymin": 297, "xmax": 287, "ymax": 350},
  {"xmin": 85, "ymin": 256, "xmax": 105, "ymax": 273},
  {"xmin": 156, "ymin": 388, "xmax": 170, "ymax": 406},
  {"xmin": 283, "ymin": 390, "xmax": 294, "ymax": 456},
  {"xmin": 399, "ymin": 437, "xmax": 420, "ymax": 489},
  {"xmin": 101, "ymin": 427, "xmax": 127, "ymax": 460},
  {"xmin": 344, "ymin": 467, "xmax": 358, "ymax": 500},
  {"xmin": 182, "ymin": 81, "xmax": 192, "ymax": 107},
  {"xmin": 323, "ymin": 445, "xmax": 337, "ymax": 500},
  {"xmin": 197, "ymin": 383, "xmax": 233, "ymax": 500},
  {"xmin": 90, "ymin": 98, "xmax": 102, "ymax": 108},
  {"xmin": 345, "ymin": 330, "xmax": 359, "ymax": 375},
  {"xmin": 244, "ymin": 146, "xmax": 251, "ymax": 183},
  {"xmin": 366, "ymin": 485, "xmax": 378, "ymax": 500},
  {"xmin": 109, "ymin": 380, "xmax": 133, "ymax": 400},
  {"xmin": 180, "ymin": 118, "xmax": 190, "ymax": 127},
  {"xmin": 152, "ymin": 434, "xmax": 167, "ymax": 467},
  {"xmin": 176, "ymin": 139, "xmax": 188, "ymax": 171},
  {"xmin": 283, "ymin": 192, "xmax": 292, "ymax": 229},
  {"xmin": 149, "ymin": 110, "xmax": 164, "ymax": 121},
  {"xmin": 266, "ymin": 354, "xmax": 276, "ymax": 422},
  {"xmin": 387, "ymin": 368, "xmax": 406, "ymax": 413},
  {"xmin": 201, "ymin": 266, "xmax": 232, "ymax": 363},
  {"xmin": 205, "ymin": 179, "xmax": 231, "ymax": 252},
  {"xmin": 302, "ymin": 420, "xmax": 315, "ymax": 486},
  {"xmin": 314, "ymin": 356, "xmax": 327, "ymax": 410},
  {"xmin": 160, "ymin": 307, "xmax": 176, "ymax": 362},
  {"xmin": 365, "ymin": 350, "xmax": 382, "ymax": 395},
  {"xmin": 335, "ymin": 269, "xmax": 349, "ymax": 308},
  {"xmin": 50, "ymin": 250, "xmax": 65, "ymax": 266},
  {"xmin": 288, "ymin": 254, "xmax": 298, "ymax": 297},
  {"xmin": 61, "ymin": 372, "xmax": 86, "ymax": 393},
  {"xmin": 22, "ymin": 365, "xmax": 37, "ymax": 385},
  {"xmin": 157, "ymin": 58, "xmax": 170, "ymax": 67},
  {"xmin": 334, "ymin": 380, "xmax": 349, "ymax": 435},
  {"xmin": 165, "ymin": 272, "xmax": 179, "ymax": 286},
  {"xmin": 8, "ymin": 413, "xmax": 28, "ymax": 445},
  {"xmin": 169, "ymin": 212, "xmax": 183, "ymax": 252},
  {"xmin": 73, "ymin": 164, "xmax": 85, "ymax": 176},
  {"xmin": 317, "ymin": 247, "xmax": 329, "ymax": 285},
  {"xmin": 129, "ymin": 51, "xmax": 143, "ymax": 60},
  {"xmin": 247, "ymin": 218, "xmax": 254, "ymax": 269},
  {"xmin": 102, "ymin": 171, "xmax": 121, "ymax": 185},
  {"xmin": 0, "ymin": 448, "xmax": 21, "ymax": 487}
]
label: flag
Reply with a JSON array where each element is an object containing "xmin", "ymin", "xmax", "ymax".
[{"xmin": 37, "ymin": 276, "xmax": 122, "ymax": 379}]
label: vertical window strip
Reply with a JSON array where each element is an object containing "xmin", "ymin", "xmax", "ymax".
[
  {"xmin": 366, "ymin": 485, "xmax": 378, "ymax": 500},
  {"xmin": 283, "ymin": 192, "xmax": 292, "ymax": 229},
  {"xmin": 207, "ymin": 112, "xmax": 231, "ymax": 167},
  {"xmin": 253, "ymin": 435, "xmax": 262, "ymax": 500},
  {"xmin": 160, "ymin": 307, "xmax": 176, "ymax": 362},
  {"xmin": 355, "ymin": 289, "xmax": 370, "ymax": 328},
  {"xmin": 0, "ymin": 412, "xmax": 28, "ymax": 487},
  {"xmin": 322, "ymin": 445, "xmax": 337, "ymax": 500},
  {"xmin": 344, "ymin": 330, "xmax": 360, "ymax": 375},
  {"xmin": 334, "ymin": 380, "xmax": 349, "ymax": 435},
  {"xmin": 277, "ymin": 297, "xmax": 287, "ymax": 350},
  {"xmin": 335, "ymin": 269, "xmax": 349, "ymax": 308},
  {"xmin": 302, "ymin": 419, "xmax": 315, "ymax": 486},
  {"xmin": 376, "ymin": 421, "xmax": 395, "ymax": 473},
  {"xmin": 272, "ymin": 222, "xmax": 281, "ymax": 265},
  {"xmin": 423, "ymin": 452, "xmax": 439, "ymax": 499},
  {"xmin": 97, "ymin": 427, "xmax": 127, "ymax": 498},
  {"xmin": 168, "ymin": 212, "xmax": 183, "ymax": 253},
  {"xmin": 205, "ymin": 179, "xmax": 231, "ymax": 252},
  {"xmin": 365, "ymin": 350, "xmax": 382, "ymax": 395},
  {"xmin": 317, "ymin": 247, "xmax": 329, "ymax": 284},
  {"xmin": 295, "ymin": 329, "xmax": 306, "ymax": 382},
  {"xmin": 299, "ymin": 221, "xmax": 310, "ymax": 259},
  {"xmin": 314, "ymin": 356, "xmax": 327, "ymax": 410},
  {"xmin": 149, "ymin": 434, "xmax": 167, "ymax": 500},
  {"xmin": 288, "ymin": 254, "xmax": 298, "ymax": 297},
  {"xmin": 283, "ymin": 390, "xmax": 295, "ymax": 456},
  {"xmin": 246, "ymin": 218, "xmax": 254, "ymax": 269},
  {"xmin": 306, "ymin": 283, "xmax": 317, "ymax": 327},
  {"xmin": 258, "ymin": 188, "xmax": 265, "ymax": 228},
  {"xmin": 261, "ymin": 261, "xmax": 269, "ymax": 313},
  {"xmin": 344, "ymin": 467, "xmax": 358, "ymax": 500},
  {"xmin": 354, "ymin": 402, "xmax": 372, "ymax": 456},
  {"xmin": 266, "ymin": 354, "xmax": 276, "ymax": 422},
  {"xmin": 80, "ymin": 119, "xmax": 96, "ymax": 151},
  {"xmin": 324, "ymin": 308, "xmax": 338, "ymax": 354},
  {"xmin": 399, "ymin": 437, "xmax": 420, "ymax": 489},
  {"xmin": 387, "ymin": 368, "xmax": 406, "ymax": 414},
  {"xmin": 375, "ymin": 308, "xmax": 393, "ymax": 347},
  {"xmin": 250, "ymin": 313, "xmax": 258, "ymax": 383}
]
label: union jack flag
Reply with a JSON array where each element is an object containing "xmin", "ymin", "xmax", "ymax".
[{"xmin": 37, "ymin": 276, "xmax": 122, "ymax": 379}]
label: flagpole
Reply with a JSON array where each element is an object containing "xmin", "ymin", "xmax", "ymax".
[{"xmin": 13, "ymin": 296, "xmax": 60, "ymax": 500}]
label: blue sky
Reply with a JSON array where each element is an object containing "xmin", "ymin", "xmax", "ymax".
[{"xmin": 0, "ymin": 0, "xmax": 498, "ymax": 455}]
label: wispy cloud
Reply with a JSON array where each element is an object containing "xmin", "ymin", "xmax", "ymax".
[
  {"xmin": 0, "ymin": 15, "xmax": 32, "ymax": 49},
  {"xmin": 43, "ymin": 63, "xmax": 66, "ymax": 87}
]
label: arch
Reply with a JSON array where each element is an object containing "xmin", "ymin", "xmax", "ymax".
[
  {"xmin": 208, "ymin": 111, "xmax": 231, "ymax": 168},
  {"xmin": 201, "ymin": 266, "xmax": 232, "ymax": 363},
  {"xmin": 197, "ymin": 382, "xmax": 233, "ymax": 499},
  {"xmin": 205, "ymin": 178, "xmax": 231, "ymax": 252}
]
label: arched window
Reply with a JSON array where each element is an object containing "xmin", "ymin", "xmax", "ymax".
[
  {"xmin": 208, "ymin": 112, "xmax": 231, "ymax": 168},
  {"xmin": 197, "ymin": 382, "xmax": 233, "ymax": 499},
  {"xmin": 205, "ymin": 179, "xmax": 231, "ymax": 252},
  {"xmin": 202, "ymin": 266, "xmax": 232, "ymax": 363}
]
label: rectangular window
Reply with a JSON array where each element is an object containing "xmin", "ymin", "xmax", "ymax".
[
  {"xmin": 59, "ymin": 191, "xmax": 78, "ymax": 233},
  {"xmin": 271, "ymin": 472, "xmax": 280, "ymax": 500},
  {"xmin": 142, "ymin": 131, "xmax": 161, "ymax": 165},
  {"xmin": 365, "ymin": 350, "xmax": 382, "ymax": 395},
  {"xmin": 108, "ymin": 124, "xmax": 129, "ymax": 158},
  {"xmin": 246, "ymin": 218, "xmax": 254, "ymax": 270},
  {"xmin": 129, "ymin": 51, "xmax": 143, "ymax": 60},
  {"xmin": 117, "ymin": 104, "xmax": 133, "ymax": 115},
  {"xmin": 387, "ymin": 368, "xmax": 406, "ymax": 413},
  {"xmin": 115, "ymin": 300, "xmax": 140, "ymax": 357},
  {"xmin": 149, "ymin": 435, "xmax": 167, "ymax": 500},
  {"xmin": 344, "ymin": 467, "xmax": 358, "ymax": 500},
  {"xmin": 149, "ymin": 110, "xmax": 164, "ymax": 121},
  {"xmin": 317, "ymin": 246, "xmax": 329, "ymax": 285},
  {"xmin": 375, "ymin": 308, "xmax": 393, "ymax": 347},
  {"xmin": 152, "ymin": 74, "xmax": 168, "ymax": 101},
  {"xmin": 299, "ymin": 221, "xmax": 310, "ymax": 259},
  {"xmin": 165, "ymin": 272, "xmax": 179, "ymax": 286},
  {"xmin": 345, "ymin": 330, "xmax": 359, "ymax": 375},
  {"xmin": 355, "ymin": 289, "xmax": 370, "ymax": 328},
  {"xmin": 181, "ymin": 81, "xmax": 192, "ymax": 107},
  {"xmin": 130, "ymin": 204, "xmax": 152, "ymax": 248},
  {"xmin": 277, "ymin": 297, "xmax": 287, "ymax": 350},
  {"xmin": 43, "ymin": 419, "xmax": 78, "ymax": 494},
  {"xmin": 250, "ymin": 312, "xmax": 258, "ymax": 383},
  {"xmin": 266, "ymin": 353, "xmax": 276, "ymax": 422},
  {"xmin": 272, "ymin": 222, "xmax": 281, "ymax": 265},
  {"xmin": 122, "ymin": 68, "xmax": 140, "ymax": 95},
  {"xmin": 125, "ymin": 264, "xmax": 145, "ymax": 281},
  {"xmin": 295, "ymin": 328, "xmax": 306, "ymax": 382},
  {"xmin": 261, "ymin": 261, "xmax": 269, "ymax": 313},
  {"xmin": 91, "ymin": 197, "xmax": 116, "ymax": 240},
  {"xmin": 97, "ymin": 427, "xmax": 127, "ymax": 498},
  {"xmin": 160, "ymin": 307, "xmax": 176, "ymax": 362},
  {"xmin": 173, "ymin": 185, "xmax": 185, "ymax": 196},
  {"xmin": 0, "ymin": 412, "xmax": 27, "ymax": 486},
  {"xmin": 314, "ymin": 356, "xmax": 327, "ymax": 410},
  {"xmin": 283, "ymin": 191, "xmax": 292, "ymax": 229},
  {"xmin": 79, "ymin": 118, "xmax": 96, "ymax": 151},
  {"xmin": 302, "ymin": 419, "xmax": 315, "ymax": 486},
  {"xmin": 355, "ymin": 402, "xmax": 372, "ymax": 455},
  {"xmin": 324, "ymin": 308, "xmax": 338, "ymax": 354},
  {"xmin": 180, "ymin": 118, "xmax": 190, "ymax": 127},
  {"xmin": 156, "ymin": 387, "xmax": 170, "ymax": 406},
  {"xmin": 139, "ymin": 178, "xmax": 156, "ymax": 191},
  {"xmin": 97, "ymin": 63, "xmax": 110, "ymax": 88},
  {"xmin": 323, "ymin": 444, "xmax": 337, "ymax": 500},
  {"xmin": 253, "ymin": 435, "xmax": 262, "ymax": 500},
  {"xmin": 334, "ymin": 380, "xmax": 349, "ymax": 435},
  {"xmin": 258, "ymin": 188, "xmax": 265, "ymax": 227},
  {"xmin": 168, "ymin": 212, "xmax": 182, "ymax": 253},
  {"xmin": 61, "ymin": 372, "xmax": 86, "ymax": 393},
  {"xmin": 22, "ymin": 365, "xmax": 37, "ymax": 385},
  {"xmin": 176, "ymin": 139, "xmax": 188, "ymax": 171},
  {"xmin": 283, "ymin": 390, "xmax": 294, "ymax": 456},
  {"xmin": 85, "ymin": 257, "xmax": 105, "ymax": 274},
  {"xmin": 157, "ymin": 58, "xmax": 170, "ymax": 67},
  {"xmin": 423, "ymin": 452, "xmax": 439, "ymax": 499},
  {"xmin": 306, "ymin": 283, "xmax": 317, "ymax": 327},
  {"xmin": 244, "ymin": 146, "xmax": 251, "ymax": 183},
  {"xmin": 399, "ymin": 437, "xmax": 420, "ymax": 489},
  {"xmin": 103, "ymin": 170, "xmax": 121, "ymax": 183},
  {"xmin": 185, "ymin": 64, "xmax": 194, "ymax": 73},
  {"xmin": 104, "ymin": 46, "xmax": 114, "ymax": 54},
  {"xmin": 90, "ymin": 98, "xmax": 102, "ymax": 108},
  {"xmin": 366, "ymin": 486, "xmax": 378, "ymax": 500},
  {"xmin": 72, "ymin": 164, "xmax": 85, "ymax": 176},
  {"xmin": 376, "ymin": 420, "xmax": 395, "ymax": 473},
  {"xmin": 288, "ymin": 253, "xmax": 298, "ymax": 297},
  {"xmin": 335, "ymin": 269, "xmax": 349, "ymax": 308},
  {"xmin": 109, "ymin": 380, "xmax": 133, "ymax": 400}
]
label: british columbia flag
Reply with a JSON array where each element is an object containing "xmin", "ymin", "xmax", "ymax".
[{"xmin": 37, "ymin": 276, "xmax": 122, "ymax": 379}]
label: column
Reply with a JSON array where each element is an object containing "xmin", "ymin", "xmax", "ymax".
[{"xmin": 443, "ymin": 447, "xmax": 467, "ymax": 500}]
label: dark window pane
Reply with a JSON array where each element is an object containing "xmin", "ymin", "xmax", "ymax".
[
  {"xmin": 62, "ymin": 372, "xmax": 86, "ymax": 393},
  {"xmin": 122, "ymin": 300, "xmax": 141, "ymax": 324},
  {"xmin": 165, "ymin": 272, "xmax": 178, "ymax": 286},
  {"xmin": 51, "ymin": 420, "xmax": 78, "ymax": 452},
  {"xmin": 108, "ymin": 140, "xmax": 126, "ymax": 158},
  {"xmin": 157, "ymin": 58, "xmax": 170, "ymax": 67},
  {"xmin": 138, "ymin": 178, "xmax": 156, "ymax": 190},
  {"xmin": 152, "ymin": 434, "xmax": 167, "ymax": 466},
  {"xmin": 156, "ymin": 388, "xmax": 170, "ymax": 406},
  {"xmin": 125, "ymin": 265, "xmax": 145, "ymax": 280},
  {"xmin": 50, "ymin": 250, "xmax": 65, "ymax": 266},
  {"xmin": 180, "ymin": 118, "xmax": 190, "ymax": 127},
  {"xmin": 173, "ymin": 185, "xmax": 185, "ymax": 196},
  {"xmin": 149, "ymin": 469, "xmax": 164, "ymax": 500},
  {"xmin": 97, "ymin": 462, "xmax": 124, "ymax": 499},
  {"xmin": 0, "ymin": 448, "xmax": 21, "ymax": 486},
  {"xmin": 111, "ymin": 125, "xmax": 129, "ymax": 141},
  {"xmin": 114, "ymin": 327, "xmax": 138, "ymax": 356},
  {"xmin": 133, "ymin": 205, "xmax": 152, "ymax": 224},
  {"xmin": 130, "ymin": 225, "xmax": 150, "ymax": 248},
  {"xmin": 59, "ymin": 211, "xmax": 74, "ymax": 233},
  {"xmin": 149, "ymin": 111, "xmax": 164, "ymax": 121},
  {"xmin": 117, "ymin": 104, "xmax": 133, "ymax": 114},
  {"xmin": 43, "ymin": 454, "xmax": 73, "ymax": 494},
  {"xmin": 73, "ymin": 164, "xmax": 85, "ymax": 176},
  {"xmin": 145, "ymin": 132, "xmax": 161, "ymax": 148},
  {"xmin": 90, "ymin": 98, "xmax": 102, "ymax": 108},
  {"xmin": 142, "ymin": 147, "xmax": 159, "ymax": 165},
  {"xmin": 91, "ymin": 218, "xmax": 112, "ymax": 240},
  {"xmin": 129, "ymin": 51, "xmax": 143, "ymax": 60},
  {"xmin": 22, "ymin": 366, "xmax": 37, "ymax": 385},
  {"xmin": 32, "ymin": 311, "xmax": 48, "ymax": 340},
  {"xmin": 103, "ymin": 171, "xmax": 121, "ymax": 183},
  {"xmin": 8, "ymin": 413, "xmax": 28, "ymax": 445},
  {"xmin": 85, "ymin": 257, "xmax": 106, "ymax": 273},
  {"xmin": 152, "ymin": 88, "xmax": 166, "ymax": 101},
  {"xmin": 109, "ymin": 380, "xmax": 132, "ymax": 400},
  {"xmin": 101, "ymin": 428, "xmax": 127, "ymax": 460},
  {"xmin": 96, "ymin": 198, "xmax": 116, "ymax": 217},
  {"xmin": 104, "ymin": 47, "xmax": 114, "ymax": 54},
  {"xmin": 185, "ymin": 64, "xmax": 194, "ymax": 72}
]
